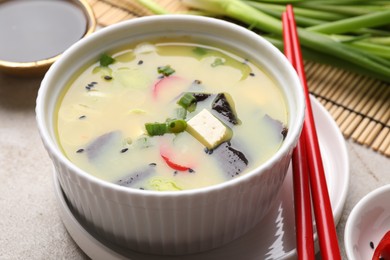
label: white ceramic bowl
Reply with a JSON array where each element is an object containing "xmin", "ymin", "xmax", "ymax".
[
  {"xmin": 345, "ymin": 184, "xmax": 390, "ymax": 260},
  {"xmin": 36, "ymin": 15, "xmax": 305, "ymax": 255}
]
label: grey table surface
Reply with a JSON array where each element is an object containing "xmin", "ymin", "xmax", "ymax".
[{"xmin": 0, "ymin": 72, "xmax": 389, "ymax": 259}]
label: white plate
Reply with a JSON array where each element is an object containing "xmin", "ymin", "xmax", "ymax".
[{"xmin": 54, "ymin": 96, "xmax": 349, "ymax": 260}]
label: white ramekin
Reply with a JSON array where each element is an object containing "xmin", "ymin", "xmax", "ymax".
[
  {"xmin": 345, "ymin": 184, "xmax": 390, "ymax": 260},
  {"xmin": 36, "ymin": 15, "xmax": 305, "ymax": 255}
]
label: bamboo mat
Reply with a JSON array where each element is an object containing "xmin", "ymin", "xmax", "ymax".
[{"xmin": 86, "ymin": 0, "xmax": 390, "ymax": 157}]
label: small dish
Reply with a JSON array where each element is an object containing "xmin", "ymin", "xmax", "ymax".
[
  {"xmin": 0, "ymin": 0, "xmax": 95, "ymax": 76},
  {"xmin": 54, "ymin": 96, "xmax": 350, "ymax": 259},
  {"xmin": 345, "ymin": 184, "xmax": 390, "ymax": 260}
]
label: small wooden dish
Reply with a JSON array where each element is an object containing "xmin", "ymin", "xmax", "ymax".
[{"xmin": 0, "ymin": 0, "xmax": 96, "ymax": 76}]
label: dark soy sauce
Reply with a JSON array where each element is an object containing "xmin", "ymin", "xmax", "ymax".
[{"xmin": 0, "ymin": 0, "xmax": 88, "ymax": 63}]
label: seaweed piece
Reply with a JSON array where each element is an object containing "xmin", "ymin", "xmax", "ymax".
[
  {"xmin": 192, "ymin": 93, "xmax": 211, "ymax": 102},
  {"xmin": 210, "ymin": 142, "xmax": 248, "ymax": 178},
  {"xmin": 211, "ymin": 93, "xmax": 240, "ymax": 125},
  {"xmin": 116, "ymin": 164, "xmax": 156, "ymax": 187},
  {"xmin": 85, "ymin": 131, "xmax": 121, "ymax": 161}
]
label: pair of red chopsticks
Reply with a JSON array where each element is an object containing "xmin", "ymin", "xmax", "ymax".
[{"xmin": 282, "ymin": 5, "xmax": 341, "ymax": 260}]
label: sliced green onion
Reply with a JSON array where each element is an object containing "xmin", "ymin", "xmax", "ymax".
[
  {"xmin": 145, "ymin": 122, "xmax": 168, "ymax": 136},
  {"xmin": 157, "ymin": 65, "xmax": 175, "ymax": 77},
  {"xmin": 177, "ymin": 93, "xmax": 197, "ymax": 112},
  {"xmin": 145, "ymin": 119, "xmax": 187, "ymax": 136},
  {"xmin": 167, "ymin": 119, "xmax": 188, "ymax": 133}
]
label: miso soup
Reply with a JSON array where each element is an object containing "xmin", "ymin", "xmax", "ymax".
[{"xmin": 55, "ymin": 39, "xmax": 288, "ymax": 191}]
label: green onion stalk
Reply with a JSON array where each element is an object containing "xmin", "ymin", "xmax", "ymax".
[{"xmin": 135, "ymin": 0, "xmax": 390, "ymax": 83}]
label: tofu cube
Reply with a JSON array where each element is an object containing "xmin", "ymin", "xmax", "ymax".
[{"xmin": 186, "ymin": 109, "xmax": 232, "ymax": 149}]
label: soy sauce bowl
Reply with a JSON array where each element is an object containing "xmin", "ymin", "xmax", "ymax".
[
  {"xmin": 0, "ymin": 0, "xmax": 95, "ymax": 76},
  {"xmin": 344, "ymin": 184, "xmax": 390, "ymax": 260},
  {"xmin": 36, "ymin": 15, "xmax": 305, "ymax": 255}
]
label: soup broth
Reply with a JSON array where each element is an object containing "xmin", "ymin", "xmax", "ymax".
[{"xmin": 56, "ymin": 39, "xmax": 288, "ymax": 191}]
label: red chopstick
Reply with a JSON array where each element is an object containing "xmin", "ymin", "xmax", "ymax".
[
  {"xmin": 283, "ymin": 5, "xmax": 341, "ymax": 260},
  {"xmin": 282, "ymin": 10, "xmax": 315, "ymax": 260}
]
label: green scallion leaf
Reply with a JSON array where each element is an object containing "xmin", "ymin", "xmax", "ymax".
[
  {"xmin": 99, "ymin": 53, "xmax": 115, "ymax": 67},
  {"xmin": 157, "ymin": 65, "xmax": 175, "ymax": 76},
  {"xmin": 177, "ymin": 92, "xmax": 197, "ymax": 112},
  {"xmin": 145, "ymin": 119, "xmax": 187, "ymax": 136},
  {"xmin": 145, "ymin": 123, "xmax": 168, "ymax": 136},
  {"xmin": 167, "ymin": 119, "xmax": 188, "ymax": 133}
]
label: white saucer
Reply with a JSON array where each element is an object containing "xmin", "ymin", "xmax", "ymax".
[{"xmin": 53, "ymin": 96, "xmax": 349, "ymax": 260}]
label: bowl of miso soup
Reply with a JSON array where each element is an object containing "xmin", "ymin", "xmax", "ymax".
[{"xmin": 36, "ymin": 15, "xmax": 305, "ymax": 255}]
